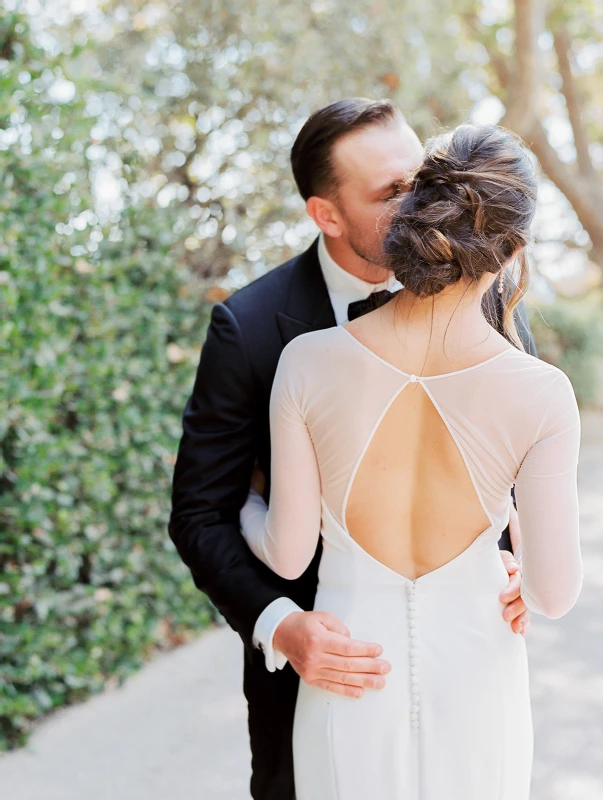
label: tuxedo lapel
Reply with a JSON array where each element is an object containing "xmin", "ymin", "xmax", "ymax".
[
  {"xmin": 277, "ymin": 238, "xmax": 336, "ymax": 347},
  {"xmin": 276, "ymin": 312, "xmax": 313, "ymax": 344}
]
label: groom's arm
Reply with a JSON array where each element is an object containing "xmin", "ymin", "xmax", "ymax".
[
  {"xmin": 169, "ymin": 302, "xmax": 288, "ymax": 654},
  {"xmin": 169, "ymin": 301, "xmax": 393, "ymax": 689}
]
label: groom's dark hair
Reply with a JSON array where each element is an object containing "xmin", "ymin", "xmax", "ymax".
[{"xmin": 291, "ymin": 98, "xmax": 404, "ymax": 201}]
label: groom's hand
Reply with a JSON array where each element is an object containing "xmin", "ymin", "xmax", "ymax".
[
  {"xmin": 273, "ymin": 611, "xmax": 391, "ymax": 699},
  {"xmin": 499, "ymin": 506, "xmax": 530, "ymax": 636}
]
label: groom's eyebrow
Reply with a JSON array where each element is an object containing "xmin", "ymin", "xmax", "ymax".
[{"xmin": 374, "ymin": 177, "xmax": 411, "ymax": 197}]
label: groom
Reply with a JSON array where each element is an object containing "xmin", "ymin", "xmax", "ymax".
[{"xmin": 170, "ymin": 98, "xmax": 535, "ymax": 800}]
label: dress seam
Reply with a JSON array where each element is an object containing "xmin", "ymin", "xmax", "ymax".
[{"xmin": 327, "ymin": 701, "xmax": 341, "ymax": 800}]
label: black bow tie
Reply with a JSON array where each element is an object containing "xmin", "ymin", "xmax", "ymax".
[{"xmin": 347, "ymin": 289, "xmax": 399, "ymax": 321}]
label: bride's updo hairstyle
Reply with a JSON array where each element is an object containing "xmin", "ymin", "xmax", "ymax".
[{"xmin": 383, "ymin": 124, "xmax": 537, "ymax": 347}]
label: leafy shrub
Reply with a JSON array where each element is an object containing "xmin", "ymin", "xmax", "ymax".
[
  {"xmin": 528, "ymin": 295, "xmax": 603, "ymax": 408},
  {"xmin": 0, "ymin": 15, "xmax": 215, "ymax": 750}
]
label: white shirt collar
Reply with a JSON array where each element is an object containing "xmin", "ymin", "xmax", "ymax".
[{"xmin": 317, "ymin": 233, "xmax": 401, "ymax": 325}]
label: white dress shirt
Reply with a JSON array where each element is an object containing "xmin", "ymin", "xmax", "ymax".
[{"xmin": 252, "ymin": 234, "xmax": 402, "ymax": 671}]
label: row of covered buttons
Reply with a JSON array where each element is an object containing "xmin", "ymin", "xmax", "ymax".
[{"xmin": 407, "ymin": 580, "xmax": 419, "ymax": 733}]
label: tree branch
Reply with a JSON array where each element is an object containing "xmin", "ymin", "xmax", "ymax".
[
  {"xmin": 464, "ymin": 0, "xmax": 603, "ymax": 270},
  {"xmin": 501, "ymin": 0, "xmax": 545, "ymax": 131},
  {"xmin": 528, "ymin": 121, "xmax": 603, "ymax": 258},
  {"xmin": 553, "ymin": 27, "xmax": 597, "ymax": 185},
  {"xmin": 459, "ymin": 10, "xmax": 511, "ymax": 93},
  {"xmin": 491, "ymin": 55, "xmax": 511, "ymax": 91}
]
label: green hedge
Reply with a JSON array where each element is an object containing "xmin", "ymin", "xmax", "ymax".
[
  {"xmin": 528, "ymin": 295, "xmax": 603, "ymax": 408},
  {"xmin": 0, "ymin": 16, "xmax": 215, "ymax": 750}
]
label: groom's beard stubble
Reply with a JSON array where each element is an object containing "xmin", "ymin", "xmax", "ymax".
[
  {"xmin": 342, "ymin": 212, "xmax": 389, "ymax": 276},
  {"xmin": 349, "ymin": 236, "xmax": 382, "ymax": 267}
]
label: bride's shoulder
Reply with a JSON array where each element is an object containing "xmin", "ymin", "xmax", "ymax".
[
  {"xmin": 499, "ymin": 348, "xmax": 578, "ymax": 414},
  {"xmin": 275, "ymin": 328, "xmax": 345, "ymax": 397},
  {"xmin": 276, "ymin": 328, "xmax": 351, "ymax": 391},
  {"xmin": 503, "ymin": 347, "xmax": 571, "ymax": 383},
  {"xmin": 280, "ymin": 326, "xmax": 345, "ymax": 361}
]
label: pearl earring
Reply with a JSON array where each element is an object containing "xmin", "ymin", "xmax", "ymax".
[{"xmin": 498, "ymin": 270, "xmax": 504, "ymax": 295}]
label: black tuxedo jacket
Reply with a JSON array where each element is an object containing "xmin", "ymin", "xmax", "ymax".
[{"xmin": 169, "ymin": 238, "xmax": 536, "ymax": 800}]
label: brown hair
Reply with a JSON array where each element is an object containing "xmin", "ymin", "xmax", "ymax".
[
  {"xmin": 383, "ymin": 124, "xmax": 537, "ymax": 347},
  {"xmin": 291, "ymin": 98, "xmax": 404, "ymax": 201}
]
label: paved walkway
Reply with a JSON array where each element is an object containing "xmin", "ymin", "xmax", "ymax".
[
  {"xmin": 1, "ymin": 413, "xmax": 602, "ymax": 800},
  {"xmin": 0, "ymin": 627, "xmax": 251, "ymax": 800}
]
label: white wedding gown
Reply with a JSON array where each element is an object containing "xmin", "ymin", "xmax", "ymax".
[{"xmin": 241, "ymin": 325, "xmax": 582, "ymax": 800}]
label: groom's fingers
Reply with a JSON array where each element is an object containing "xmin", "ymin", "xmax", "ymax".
[
  {"xmin": 499, "ymin": 549, "xmax": 520, "ymax": 576},
  {"xmin": 511, "ymin": 610, "xmax": 530, "ymax": 636},
  {"xmin": 319, "ymin": 652, "xmax": 391, "ymax": 676},
  {"xmin": 499, "ymin": 569, "xmax": 521, "ymax": 603},
  {"xmin": 499, "ymin": 564, "xmax": 529, "ymax": 634},
  {"xmin": 318, "ymin": 668, "xmax": 387, "ymax": 692},
  {"xmin": 316, "ymin": 611, "xmax": 352, "ymax": 638},
  {"xmin": 502, "ymin": 596, "xmax": 528, "ymax": 624},
  {"xmin": 312, "ymin": 680, "xmax": 366, "ymax": 699},
  {"xmin": 274, "ymin": 611, "xmax": 388, "ymax": 687},
  {"xmin": 322, "ymin": 632, "xmax": 384, "ymax": 659}
]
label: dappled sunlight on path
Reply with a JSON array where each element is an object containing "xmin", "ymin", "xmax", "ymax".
[
  {"xmin": 0, "ymin": 627, "xmax": 250, "ymax": 800},
  {"xmin": 529, "ymin": 411, "xmax": 603, "ymax": 800}
]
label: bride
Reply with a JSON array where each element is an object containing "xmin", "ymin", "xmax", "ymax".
[{"xmin": 239, "ymin": 123, "xmax": 582, "ymax": 800}]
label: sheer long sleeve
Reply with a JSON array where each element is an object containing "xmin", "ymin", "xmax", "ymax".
[
  {"xmin": 241, "ymin": 340, "xmax": 322, "ymax": 581},
  {"xmin": 514, "ymin": 371, "xmax": 582, "ymax": 619}
]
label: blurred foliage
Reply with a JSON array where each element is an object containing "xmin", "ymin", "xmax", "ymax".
[
  {"xmin": 0, "ymin": 12, "xmax": 215, "ymax": 750},
  {"xmin": 529, "ymin": 295, "xmax": 603, "ymax": 407},
  {"xmin": 61, "ymin": 0, "xmax": 603, "ymax": 286},
  {"xmin": 65, "ymin": 0, "xmax": 480, "ymax": 284}
]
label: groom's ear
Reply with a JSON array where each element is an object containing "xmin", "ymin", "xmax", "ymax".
[{"xmin": 306, "ymin": 195, "xmax": 344, "ymax": 239}]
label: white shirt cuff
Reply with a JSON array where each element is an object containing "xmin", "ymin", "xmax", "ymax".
[{"xmin": 252, "ymin": 597, "xmax": 303, "ymax": 672}]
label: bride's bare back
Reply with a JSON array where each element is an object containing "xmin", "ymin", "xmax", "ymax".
[
  {"xmin": 345, "ymin": 367, "xmax": 490, "ymax": 579},
  {"xmin": 344, "ymin": 297, "xmax": 509, "ymax": 580}
]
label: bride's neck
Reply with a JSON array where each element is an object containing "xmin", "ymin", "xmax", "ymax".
[{"xmin": 392, "ymin": 281, "xmax": 494, "ymax": 346}]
